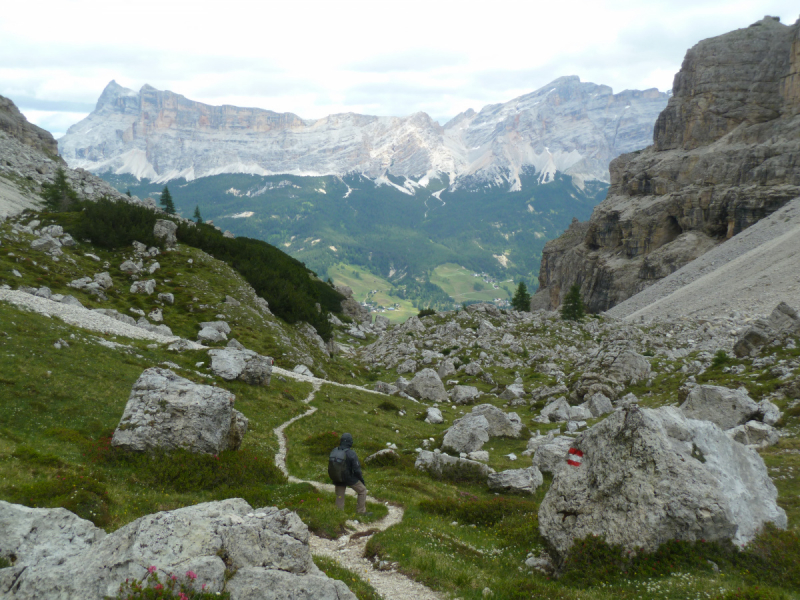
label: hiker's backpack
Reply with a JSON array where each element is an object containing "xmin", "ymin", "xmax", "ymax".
[{"xmin": 328, "ymin": 447, "xmax": 347, "ymax": 485}]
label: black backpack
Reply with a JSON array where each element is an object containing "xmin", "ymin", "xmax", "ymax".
[{"xmin": 328, "ymin": 447, "xmax": 347, "ymax": 485}]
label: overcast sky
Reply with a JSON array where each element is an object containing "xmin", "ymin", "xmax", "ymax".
[{"xmin": 2, "ymin": 0, "xmax": 797, "ymax": 138}]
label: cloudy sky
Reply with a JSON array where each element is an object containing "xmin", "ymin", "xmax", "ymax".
[{"xmin": 2, "ymin": 0, "xmax": 797, "ymax": 138}]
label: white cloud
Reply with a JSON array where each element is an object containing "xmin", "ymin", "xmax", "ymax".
[{"xmin": 1, "ymin": 0, "xmax": 797, "ymax": 134}]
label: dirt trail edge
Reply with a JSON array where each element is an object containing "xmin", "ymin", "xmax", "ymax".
[{"xmin": 272, "ymin": 367, "xmax": 442, "ymax": 600}]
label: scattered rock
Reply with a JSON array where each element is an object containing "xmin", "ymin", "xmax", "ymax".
[
  {"xmin": 487, "ymin": 466, "xmax": 543, "ymax": 494},
  {"xmin": 680, "ymin": 385, "xmax": 759, "ymax": 430},
  {"xmin": 424, "ymin": 407, "xmax": 444, "ymax": 424},
  {"xmin": 130, "ymin": 279, "xmax": 156, "ymax": 295},
  {"xmin": 415, "ymin": 450, "xmax": 495, "ymax": 479},
  {"xmin": 406, "ymin": 368, "xmax": 447, "ymax": 403},
  {"xmin": 470, "ymin": 404, "xmax": 522, "ymax": 437},
  {"xmin": 442, "ymin": 414, "xmax": 490, "ymax": 454},
  {"xmin": 450, "ymin": 385, "xmax": 481, "ymax": 405},
  {"xmin": 293, "ymin": 365, "xmax": 314, "ymax": 378}
]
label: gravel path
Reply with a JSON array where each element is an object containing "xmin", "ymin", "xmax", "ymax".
[
  {"xmin": 272, "ymin": 371, "xmax": 442, "ymax": 600},
  {"xmin": 0, "ymin": 289, "xmax": 180, "ymax": 342},
  {"xmin": 607, "ymin": 197, "xmax": 800, "ymax": 322}
]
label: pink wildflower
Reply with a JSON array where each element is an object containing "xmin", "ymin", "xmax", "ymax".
[
  {"xmin": 179, "ymin": 594, "xmax": 189, "ymax": 600},
  {"xmin": 154, "ymin": 584, "xmax": 163, "ymax": 591},
  {"xmin": 148, "ymin": 566, "xmax": 157, "ymax": 574},
  {"xmin": 186, "ymin": 570, "xmax": 197, "ymax": 580}
]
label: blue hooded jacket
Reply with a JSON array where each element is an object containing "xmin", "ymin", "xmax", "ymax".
[{"xmin": 338, "ymin": 433, "xmax": 365, "ymax": 486}]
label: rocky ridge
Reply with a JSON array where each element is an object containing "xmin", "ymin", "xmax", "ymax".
[
  {"xmin": 0, "ymin": 96, "xmax": 135, "ymax": 218},
  {"xmin": 534, "ymin": 16, "xmax": 800, "ymax": 312},
  {"xmin": 58, "ymin": 77, "xmax": 668, "ymax": 189}
]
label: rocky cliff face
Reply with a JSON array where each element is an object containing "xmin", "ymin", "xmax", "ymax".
[
  {"xmin": 533, "ymin": 17, "xmax": 800, "ymax": 313},
  {"xmin": 0, "ymin": 96, "xmax": 59, "ymax": 158},
  {"xmin": 0, "ymin": 95, "xmax": 138, "ymax": 218},
  {"xmin": 58, "ymin": 77, "xmax": 668, "ymax": 188}
]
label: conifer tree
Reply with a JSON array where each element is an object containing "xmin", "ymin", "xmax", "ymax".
[
  {"xmin": 192, "ymin": 205, "xmax": 202, "ymax": 224},
  {"xmin": 160, "ymin": 185, "xmax": 176, "ymax": 214},
  {"xmin": 561, "ymin": 283, "xmax": 586, "ymax": 321},
  {"xmin": 511, "ymin": 281, "xmax": 531, "ymax": 311},
  {"xmin": 125, "ymin": 189, "xmax": 132, "ymax": 197},
  {"xmin": 41, "ymin": 167, "xmax": 78, "ymax": 212}
]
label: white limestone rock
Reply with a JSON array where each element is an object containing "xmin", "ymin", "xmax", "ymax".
[
  {"xmin": 680, "ymin": 385, "xmax": 759, "ymax": 430},
  {"xmin": 487, "ymin": 467, "xmax": 543, "ymax": 494},
  {"xmin": 539, "ymin": 406, "xmax": 787, "ymax": 559},
  {"xmin": 406, "ymin": 368, "xmax": 447, "ymax": 403},
  {"xmin": 441, "ymin": 414, "xmax": 490, "ymax": 454},
  {"xmin": 111, "ymin": 368, "xmax": 247, "ymax": 454}
]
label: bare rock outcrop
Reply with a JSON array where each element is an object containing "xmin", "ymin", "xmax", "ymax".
[
  {"xmin": 0, "ymin": 95, "xmax": 59, "ymax": 157},
  {"xmin": 533, "ymin": 17, "xmax": 800, "ymax": 312},
  {"xmin": 539, "ymin": 405, "xmax": 786, "ymax": 560},
  {"xmin": 0, "ymin": 499, "xmax": 355, "ymax": 599}
]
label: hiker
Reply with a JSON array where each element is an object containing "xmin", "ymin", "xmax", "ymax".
[{"xmin": 328, "ymin": 432, "xmax": 368, "ymax": 514}]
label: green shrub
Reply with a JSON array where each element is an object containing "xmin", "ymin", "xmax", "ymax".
[
  {"xmin": 11, "ymin": 445, "xmax": 64, "ymax": 468},
  {"xmin": 420, "ymin": 495, "xmax": 535, "ymax": 527},
  {"xmin": 0, "ymin": 556, "xmax": 11, "ymax": 568},
  {"xmin": 96, "ymin": 444, "xmax": 286, "ymax": 493},
  {"xmin": 377, "ymin": 400, "xmax": 399, "ymax": 412},
  {"xmin": 712, "ymin": 350, "xmax": 732, "ymax": 368},
  {"xmin": 4, "ymin": 473, "xmax": 111, "ymax": 527},
  {"xmin": 301, "ymin": 431, "xmax": 342, "ymax": 456},
  {"xmin": 418, "ymin": 308, "xmax": 436, "ymax": 318},
  {"xmin": 69, "ymin": 197, "xmax": 163, "ymax": 249}
]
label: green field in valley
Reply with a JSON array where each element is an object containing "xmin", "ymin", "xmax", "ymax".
[
  {"xmin": 429, "ymin": 263, "xmax": 514, "ymax": 305},
  {"xmin": 328, "ymin": 263, "xmax": 418, "ymax": 322}
]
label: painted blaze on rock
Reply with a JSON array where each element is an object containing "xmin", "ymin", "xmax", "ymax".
[{"xmin": 538, "ymin": 405, "xmax": 786, "ymax": 559}]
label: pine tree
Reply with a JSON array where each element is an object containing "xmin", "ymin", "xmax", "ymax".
[
  {"xmin": 192, "ymin": 205, "xmax": 202, "ymax": 224},
  {"xmin": 160, "ymin": 185, "xmax": 176, "ymax": 214},
  {"xmin": 511, "ymin": 281, "xmax": 531, "ymax": 312},
  {"xmin": 125, "ymin": 189, "xmax": 132, "ymax": 197},
  {"xmin": 561, "ymin": 283, "xmax": 586, "ymax": 321},
  {"xmin": 41, "ymin": 167, "xmax": 78, "ymax": 212}
]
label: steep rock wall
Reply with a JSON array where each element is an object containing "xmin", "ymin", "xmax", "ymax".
[{"xmin": 533, "ymin": 17, "xmax": 800, "ymax": 313}]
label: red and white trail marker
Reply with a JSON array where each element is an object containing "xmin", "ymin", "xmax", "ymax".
[{"xmin": 567, "ymin": 447, "xmax": 583, "ymax": 467}]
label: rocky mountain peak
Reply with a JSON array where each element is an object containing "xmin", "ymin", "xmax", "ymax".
[{"xmin": 58, "ymin": 76, "xmax": 667, "ymax": 187}]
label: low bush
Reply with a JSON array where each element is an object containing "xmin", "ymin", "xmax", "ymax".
[
  {"xmin": 95, "ymin": 443, "xmax": 286, "ymax": 493},
  {"xmin": 301, "ymin": 431, "xmax": 342, "ymax": 456},
  {"xmin": 420, "ymin": 495, "xmax": 534, "ymax": 527},
  {"xmin": 3, "ymin": 472, "xmax": 111, "ymax": 527},
  {"xmin": 377, "ymin": 400, "xmax": 400, "ymax": 412},
  {"xmin": 558, "ymin": 526, "xmax": 800, "ymax": 590},
  {"xmin": 11, "ymin": 445, "xmax": 64, "ymax": 468},
  {"xmin": 418, "ymin": 308, "xmax": 436, "ymax": 318}
]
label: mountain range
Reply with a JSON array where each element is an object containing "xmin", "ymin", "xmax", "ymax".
[{"xmin": 58, "ymin": 77, "xmax": 668, "ymax": 189}]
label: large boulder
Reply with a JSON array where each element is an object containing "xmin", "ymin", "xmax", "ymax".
[
  {"xmin": 470, "ymin": 404, "xmax": 523, "ymax": 437},
  {"xmin": 450, "ymin": 385, "xmax": 481, "ymax": 405},
  {"xmin": 130, "ymin": 279, "xmax": 156, "ymax": 295},
  {"xmin": 406, "ymin": 368, "xmax": 447, "ymax": 402},
  {"xmin": 734, "ymin": 302, "xmax": 800, "ymax": 356},
  {"xmin": 441, "ymin": 414, "xmax": 490, "ymax": 454},
  {"xmin": 437, "ymin": 358, "xmax": 457, "ymax": 379},
  {"xmin": 539, "ymin": 397, "xmax": 571, "ymax": 423},
  {"xmin": 415, "ymin": 450, "xmax": 495, "ymax": 479},
  {"xmin": 0, "ymin": 499, "xmax": 355, "ymax": 599},
  {"xmin": 680, "ymin": 385, "xmax": 759, "ymax": 430},
  {"xmin": 583, "ymin": 392, "xmax": 614, "ymax": 417},
  {"xmin": 208, "ymin": 348, "xmax": 272, "ymax": 386},
  {"xmin": 539, "ymin": 406, "xmax": 786, "ymax": 559},
  {"xmin": 335, "ymin": 285, "xmax": 371, "ymax": 324},
  {"xmin": 499, "ymin": 383, "xmax": 526, "ymax": 401},
  {"xmin": 487, "ymin": 467, "xmax": 543, "ymax": 495},
  {"xmin": 153, "ymin": 219, "xmax": 177, "ymax": 247},
  {"xmin": 111, "ymin": 368, "xmax": 248, "ymax": 454},
  {"xmin": 424, "ymin": 407, "xmax": 444, "ymax": 424}
]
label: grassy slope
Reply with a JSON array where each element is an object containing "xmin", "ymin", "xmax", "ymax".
[{"xmin": 2, "ymin": 212, "xmax": 799, "ymax": 600}]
